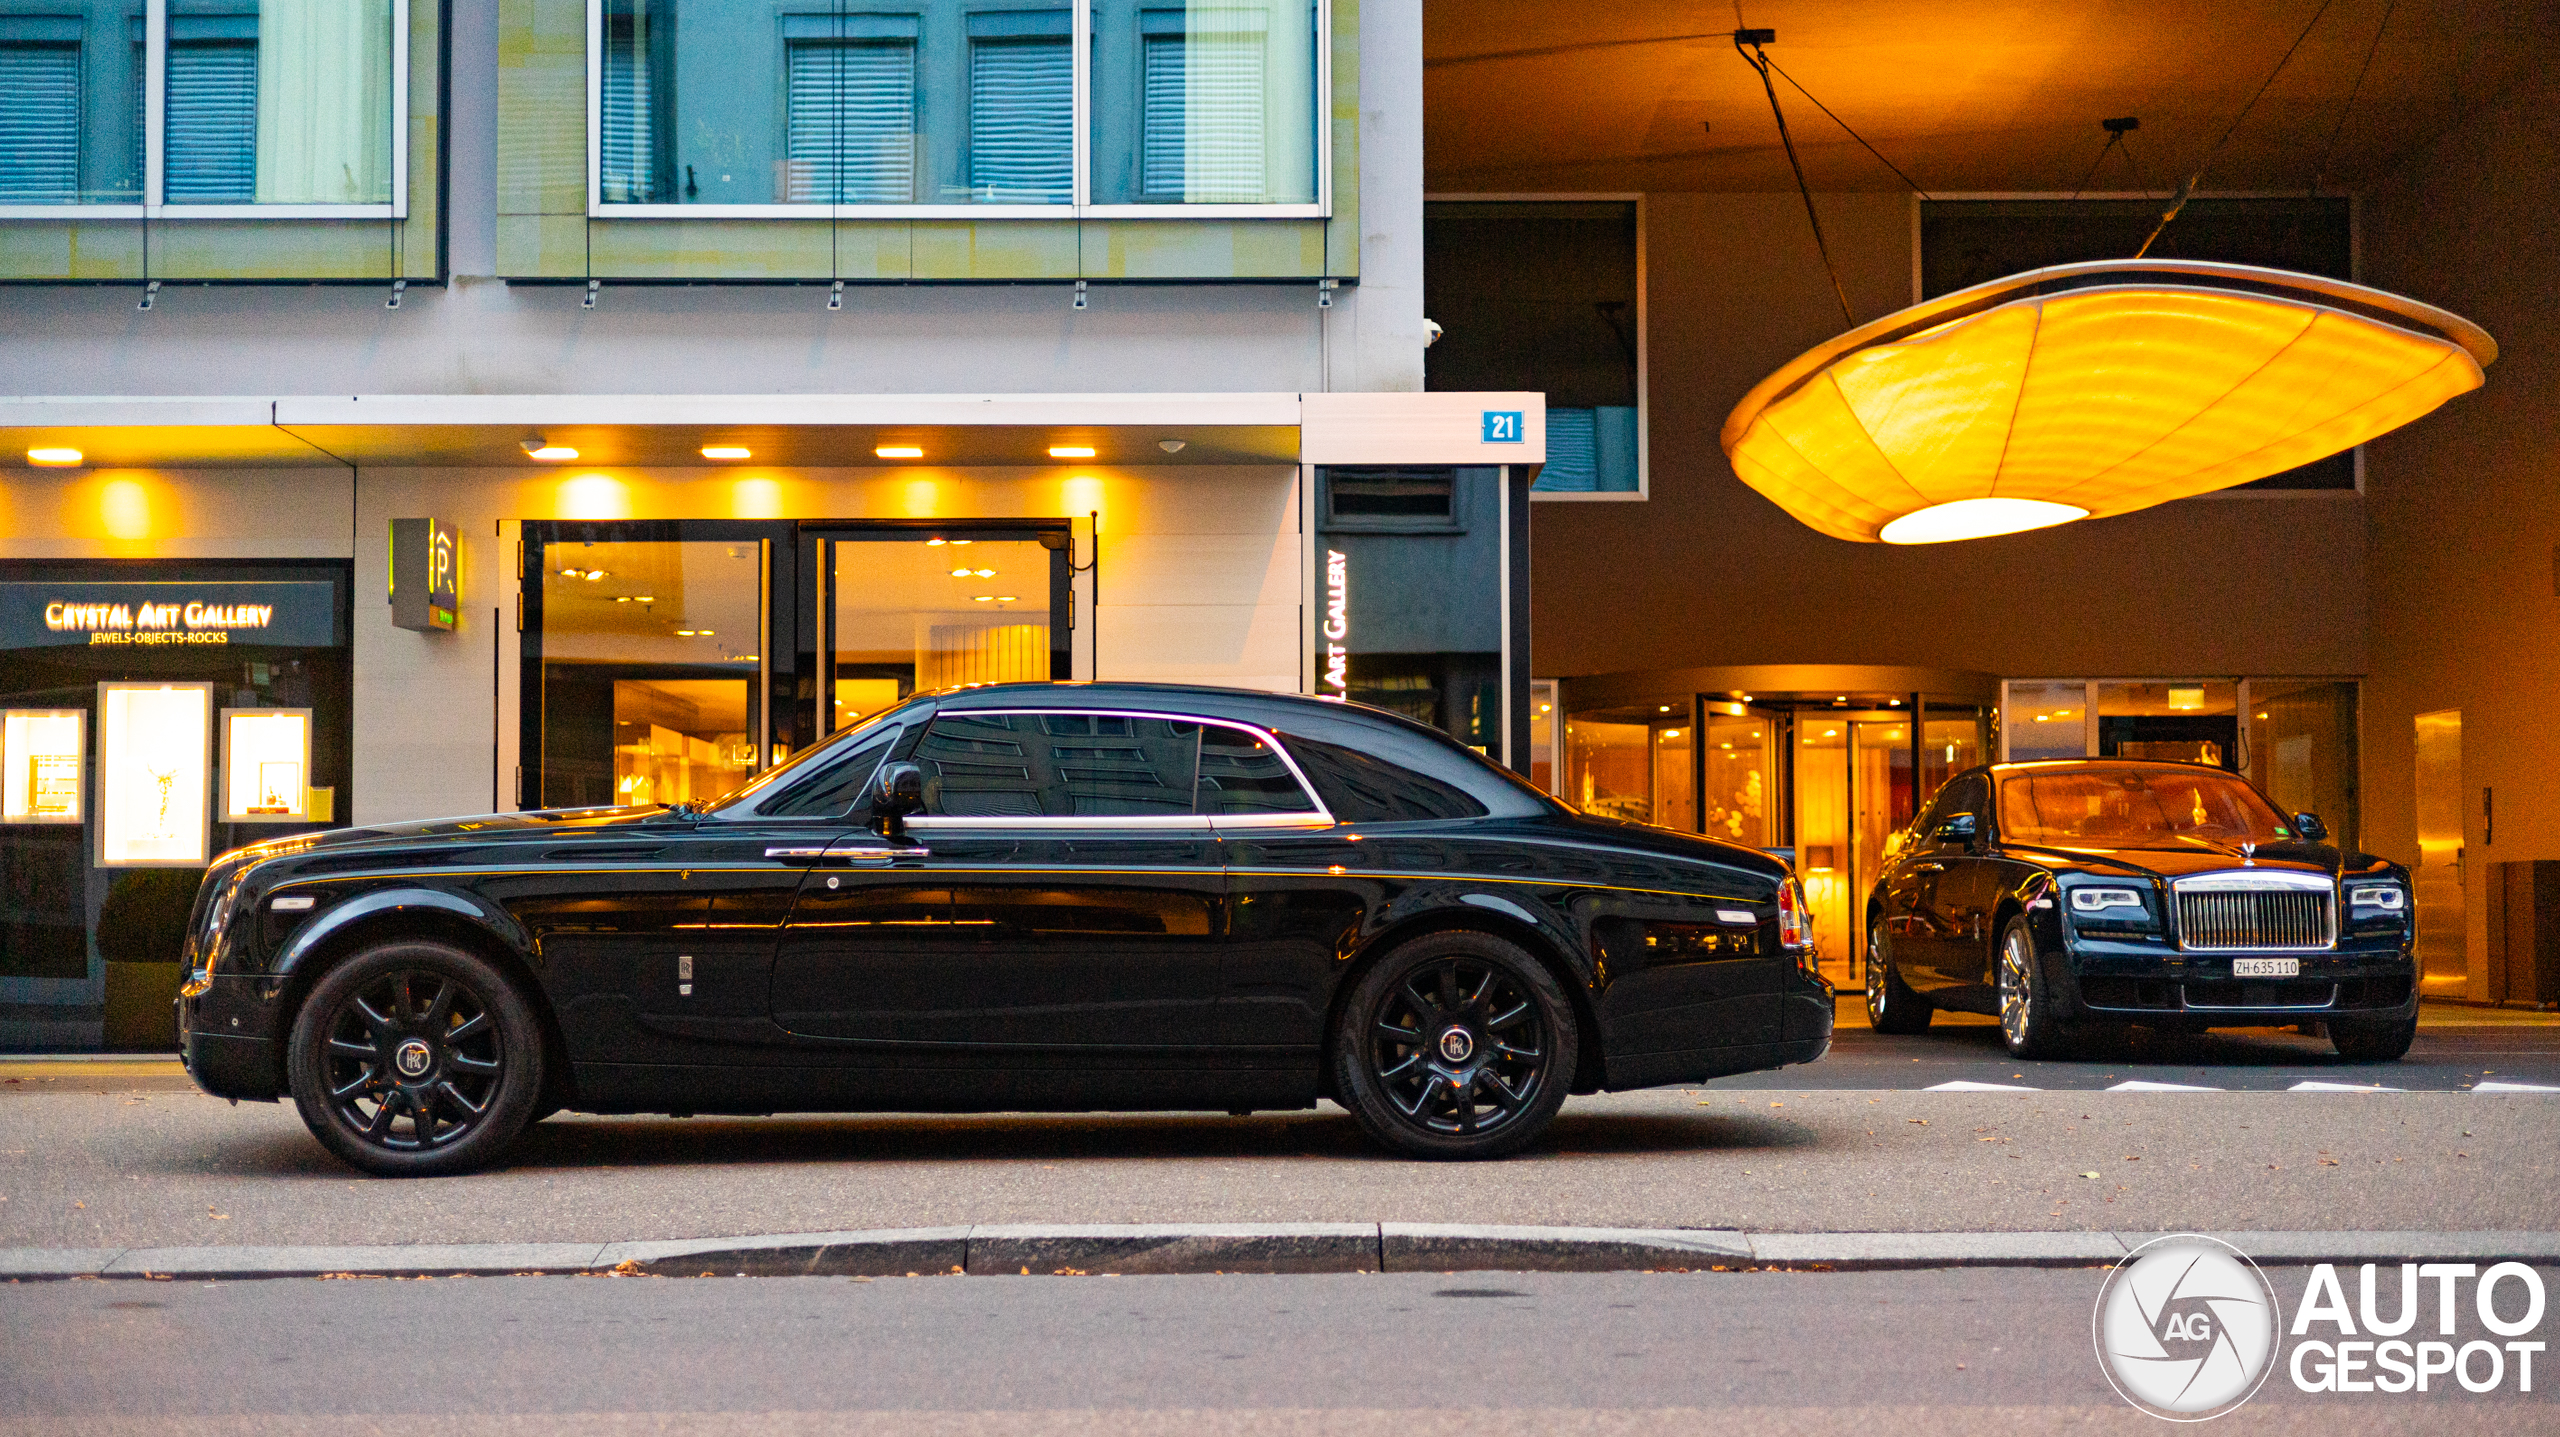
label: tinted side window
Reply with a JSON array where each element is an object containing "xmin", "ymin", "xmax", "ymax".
[
  {"xmin": 915, "ymin": 712, "xmax": 1200, "ymax": 818},
  {"xmin": 759, "ymin": 725, "xmax": 902, "ymax": 818},
  {"xmin": 1280, "ymin": 732, "xmax": 1489, "ymax": 822},
  {"xmin": 1197, "ymin": 724, "xmax": 1318, "ymax": 815}
]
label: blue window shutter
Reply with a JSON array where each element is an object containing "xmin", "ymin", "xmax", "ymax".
[
  {"xmin": 0, "ymin": 45, "xmax": 81, "ymax": 202},
  {"xmin": 966, "ymin": 38, "xmax": 1068, "ymax": 202},
  {"xmin": 1538, "ymin": 408, "xmax": 1599, "ymax": 491},
  {"xmin": 165, "ymin": 42, "xmax": 256, "ymax": 201},
  {"xmin": 785, "ymin": 40, "xmax": 915, "ymax": 204},
  {"xmin": 599, "ymin": 25, "xmax": 654, "ymax": 201},
  {"xmin": 1141, "ymin": 28, "xmax": 1265, "ymax": 201}
]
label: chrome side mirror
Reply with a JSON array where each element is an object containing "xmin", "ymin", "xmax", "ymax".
[{"xmin": 2293, "ymin": 812, "xmax": 2328, "ymax": 843}]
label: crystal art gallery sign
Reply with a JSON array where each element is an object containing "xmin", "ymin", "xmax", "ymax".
[{"xmin": 0, "ymin": 583, "xmax": 338, "ymax": 649}]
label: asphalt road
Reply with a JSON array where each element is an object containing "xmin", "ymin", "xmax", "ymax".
[
  {"xmin": 4, "ymin": 1267, "xmax": 2551, "ymax": 1435},
  {"xmin": 5, "ymin": 1062, "xmax": 2553, "ymax": 1249}
]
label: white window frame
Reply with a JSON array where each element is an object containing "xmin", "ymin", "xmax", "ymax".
[
  {"xmin": 0, "ymin": 0, "xmax": 410, "ymax": 220},
  {"xmin": 584, "ymin": 0, "xmax": 1328, "ymax": 221}
]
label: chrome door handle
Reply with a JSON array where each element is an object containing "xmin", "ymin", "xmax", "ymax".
[
  {"xmin": 827, "ymin": 846, "xmax": 931, "ymax": 862},
  {"xmin": 765, "ymin": 846, "xmax": 830, "ymax": 861}
]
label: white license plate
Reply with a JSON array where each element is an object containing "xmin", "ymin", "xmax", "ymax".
[{"xmin": 2232, "ymin": 958, "xmax": 2301, "ymax": 977}]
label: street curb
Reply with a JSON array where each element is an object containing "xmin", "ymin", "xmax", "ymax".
[{"xmin": 8, "ymin": 1227, "xmax": 2559, "ymax": 1281}]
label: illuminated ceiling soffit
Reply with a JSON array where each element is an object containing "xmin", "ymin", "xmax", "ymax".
[{"xmin": 1718, "ymin": 259, "xmax": 2497, "ymax": 544}]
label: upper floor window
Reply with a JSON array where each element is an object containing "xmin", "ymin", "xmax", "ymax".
[
  {"xmin": 588, "ymin": 0, "xmax": 1323, "ymax": 216},
  {"xmin": 0, "ymin": 0, "xmax": 404, "ymax": 215}
]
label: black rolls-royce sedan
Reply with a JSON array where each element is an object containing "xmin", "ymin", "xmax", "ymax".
[
  {"xmin": 1864, "ymin": 759, "xmax": 2418, "ymax": 1060},
  {"xmin": 179, "ymin": 682, "xmax": 1830, "ymax": 1175}
]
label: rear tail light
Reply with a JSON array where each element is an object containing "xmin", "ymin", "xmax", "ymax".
[{"xmin": 1777, "ymin": 876, "xmax": 1809, "ymax": 949}]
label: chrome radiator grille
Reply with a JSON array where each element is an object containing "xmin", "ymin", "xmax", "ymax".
[{"xmin": 2176, "ymin": 887, "xmax": 2334, "ymax": 951}]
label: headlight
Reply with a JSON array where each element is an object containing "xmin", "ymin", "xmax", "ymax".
[
  {"xmin": 2348, "ymin": 883, "xmax": 2407, "ymax": 912},
  {"xmin": 2069, "ymin": 887, "xmax": 2146, "ymax": 914}
]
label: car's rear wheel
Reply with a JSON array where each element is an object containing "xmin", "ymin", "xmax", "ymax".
[
  {"xmin": 1996, "ymin": 916, "xmax": 2071, "ymax": 1059},
  {"xmin": 1332, "ymin": 931, "xmax": 1575, "ymax": 1160},
  {"xmin": 1865, "ymin": 916, "xmax": 1932, "ymax": 1034},
  {"xmin": 2328, "ymin": 1015, "xmax": 2417, "ymax": 1062},
  {"xmin": 286, "ymin": 939, "xmax": 544, "ymax": 1177}
]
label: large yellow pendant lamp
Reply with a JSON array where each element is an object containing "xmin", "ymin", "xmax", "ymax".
[{"xmin": 1719, "ymin": 258, "xmax": 2497, "ymax": 544}]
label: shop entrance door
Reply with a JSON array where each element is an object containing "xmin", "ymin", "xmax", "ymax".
[{"xmin": 1792, "ymin": 710, "xmax": 1913, "ymax": 986}]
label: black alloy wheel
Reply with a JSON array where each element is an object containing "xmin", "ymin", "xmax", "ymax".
[
  {"xmin": 1995, "ymin": 916, "xmax": 2070, "ymax": 1059},
  {"xmin": 286, "ymin": 940, "xmax": 544, "ymax": 1177},
  {"xmin": 1865, "ymin": 916, "xmax": 1933, "ymax": 1034},
  {"xmin": 2329, "ymin": 1015, "xmax": 2417, "ymax": 1062},
  {"xmin": 1332, "ymin": 931, "xmax": 1575, "ymax": 1160}
]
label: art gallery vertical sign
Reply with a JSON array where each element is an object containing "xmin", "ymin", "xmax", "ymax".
[
  {"xmin": 97, "ymin": 682, "xmax": 213, "ymax": 866},
  {"xmin": 1320, "ymin": 549, "xmax": 1350, "ymax": 700}
]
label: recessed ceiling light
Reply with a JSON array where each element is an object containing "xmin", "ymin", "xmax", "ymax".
[
  {"xmin": 521, "ymin": 434, "xmax": 578, "ymax": 461},
  {"xmin": 1047, "ymin": 445, "xmax": 1096, "ymax": 459},
  {"xmin": 701, "ymin": 445, "xmax": 751, "ymax": 460},
  {"xmin": 26, "ymin": 447, "xmax": 81, "ymax": 466},
  {"xmin": 975, "ymin": 568, "xmax": 993, "ymax": 577},
  {"xmin": 875, "ymin": 445, "xmax": 924, "ymax": 460},
  {"xmin": 950, "ymin": 567, "xmax": 973, "ymax": 577},
  {"xmin": 996, "ymin": 595, "xmax": 1017, "ymax": 602},
  {"xmin": 925, "ymin": 537, "xmax": 946, "ymax": 546},
  {"xmin": 972, "ymin": 596, "xmax": 994, "ymax": 603}
]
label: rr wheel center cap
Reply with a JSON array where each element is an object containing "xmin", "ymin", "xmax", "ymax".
[
  {"xmin": 1437, "ymin": 1026, "xmax": 1476, "ymax": 1064},
  {"xmin": 393, "ymin": 1038, "xmax": 434, "ymax": 1079}
]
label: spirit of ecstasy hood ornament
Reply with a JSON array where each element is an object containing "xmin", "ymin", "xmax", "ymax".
[{"xmin": 2241, "ymin": 841, "xmax": 2257, "ymax": 865}]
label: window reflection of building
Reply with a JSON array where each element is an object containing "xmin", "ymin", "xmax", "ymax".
[
  {"xmin": 2002, "ymin": 678, "xmax": 2359, "ymax": 847},
  {"xmin": 1701, "ymin": 714, "xmax": 1771, "ymax": 845}
]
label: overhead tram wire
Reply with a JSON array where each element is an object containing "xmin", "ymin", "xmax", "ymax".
[{"xmin": 2134, "ymin": 0, "xmax": 2342, "ymax": 257}]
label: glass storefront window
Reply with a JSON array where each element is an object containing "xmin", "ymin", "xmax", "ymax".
[
  {"xmin": 1565, "ymin": 701, "xmax": 1690, "ymax": 828},
  {"xmin": 2097, "ymin": 679, "xmax": 2238, "ymax": 769},
  {"xmin": 534, "ymin": 538, "xmax": 767, "ymax": 809},
  {"xmin": 1700, "ymin": 712, "xmax": 1771, "ymax": 846},
  {"xmin": 1088, "ymin": 0, "xmax": 1317, "ymax": 207},
  {"xmin": 829, "ymin": 534, "xmax": 1061, "ymax": 730},
  {"xmin": 1528, "ymin": 680, "xmax": 1556, "ymax": 794},
  {"xmin": 1920, "ymin": 702, "xmax": 1985, "ymax": 807},
  {"xmin": 1313, "ymin": 468, "xmax": 1506, "ymax": 758},
  {"xmin": 2002, "ymin": 680, "xmax": 2089, "ymax": 762},
  {"xmin": 2246, "ymin": 680, "xmax": 2358, "ymax": 846}
]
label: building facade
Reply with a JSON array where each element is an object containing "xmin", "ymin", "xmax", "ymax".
[{"xmin": 0, "ymin": 0, "xmax": 1557, "ymax": 1050}]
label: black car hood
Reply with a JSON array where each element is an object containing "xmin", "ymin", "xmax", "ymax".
[
  {"xmin": 1547, "ymin": 811, "xmax": 1790, "ymax": 879},
  {"xmin": 218, "ymin": 805, "xmax": 674, "ymax": 865},
  {"xmin": 2001, "ymin": 839, "xmax": 2391, "ymax": 881}
]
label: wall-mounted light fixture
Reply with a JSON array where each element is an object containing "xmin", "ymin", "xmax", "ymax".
[
  {"xmin": 1047, "ymin": 446, "xmax": 1097, "ymax": 459},
  {"xmin": 700, "ymin": 446, "xmax": 751, "ymax": 461},
  {"xmin": 26, "ymin": 447, "xmax": 82, "ymax": 467},
  {"xmin": 521, "ymin": 435, "xmax": 578, "ymax": 461},
  {"xmin": 876, "ymin": 445, "xmax": 924, "ymax": 460}
]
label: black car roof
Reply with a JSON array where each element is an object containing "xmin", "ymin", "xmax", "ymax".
[{"xmin": 927, "ymin": 681, "xmax": 1434, "ymax": 736}]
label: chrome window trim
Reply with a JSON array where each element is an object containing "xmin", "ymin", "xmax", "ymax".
[{"xmin": 910, "ymin": 708, "xmax": 1336, "ymax": 829}]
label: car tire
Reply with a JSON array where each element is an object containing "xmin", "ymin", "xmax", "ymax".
[
  {"xmin": 2328, "ymin": 1016, "xmax": 2417, "ymax": 1062},
  {"xmin": 1331, "ymin": 930, "xmax": 1576, "ymax": 1161},
  {"xmin": 1865, "ymin": 917, "xmax": 1933, "ymax": 1034},
  {"xmin": 1995, "ymin": 916, "xmax": 2071, "ymax": 1059},
  {"xmin": 286, "ymin": 939, "xmax": 546, "ymax": 1177}
]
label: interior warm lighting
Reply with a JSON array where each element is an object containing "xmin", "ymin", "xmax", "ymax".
[
  {"xmin": 2168, "ymin": 685, "xmax": 2206, "ymax": 710},
  {"xmin": 1047, "ymin": 446, "xmax": 1097, "ymax": 459},
  {"xmin": 1879, "ymin": 498, "xmax": 2089, "ymax": 545},
  {"xmin": 521, "ymin": 434, "xmax": 579, "ymax": 461},
  {"xmin": 26, "ymin": 447, "xmax": 81, "ymax": 466},
  {"xmin": 1723, "ymin": 260, "xmax": 2496, "ymax": 544},
  {"xmin": 875, "ymin": 445, "xmax": 925, "ymax": 460},
  {"xmin": 700, "ymin": 446, "xmax": 751, "ymax": 460}
]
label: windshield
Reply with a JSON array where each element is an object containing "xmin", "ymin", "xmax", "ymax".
[
  {"xmin": 1999, "ymin": 766, "xmax": 2292, "ymax": 849},
  {"xmin": 699, "ymin": 697, "xmax": 924, "ymax": 816}
]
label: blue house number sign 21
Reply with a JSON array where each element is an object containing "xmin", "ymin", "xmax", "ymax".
[{"xmin": 1481, "ymin": 411, "xmax": 1524, "ymax": 443}]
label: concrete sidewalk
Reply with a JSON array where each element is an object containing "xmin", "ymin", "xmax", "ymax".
[{"xmin": 7, "ymin": 1223, "xmax": 2560, "ymax": 1281}]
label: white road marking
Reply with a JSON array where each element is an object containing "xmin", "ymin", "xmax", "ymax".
[
  {"xmin": 2472, "ymin": 1080, "xmax": 2560, "ymax": 1093},
  {"xmin": 2287, "ymin": 1080, "xmax": 2406, "ymax": 1092},
  {"xmin": 1922, "ymin": 1081, "xmax": 2041, "ymax": 1091},
  {"xmin": 2105, "ymin": 1080, "xmax": 2224, "ymax": 1092}
]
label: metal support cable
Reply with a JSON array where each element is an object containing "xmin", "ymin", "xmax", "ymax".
[
  {"xmin": 1735, "ymin": 34, "xmax": 1856, "ymax": 328},
  {"xmin": 2136, "ymin": 0, "xmax": 2341, "ymax": 257}
]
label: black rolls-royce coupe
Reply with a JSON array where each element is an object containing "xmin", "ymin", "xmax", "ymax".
[
  {"xmin": 178, "ymin": 682, "xmax": 1830, "ymax": 1175},
  {"xmin": 1863, "ymin": 759, "xmax": 2418, "ymax": 1060}
]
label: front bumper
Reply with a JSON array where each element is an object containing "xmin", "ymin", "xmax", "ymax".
[
  {"xmin": 176, "ymin": 973, "xmax": 287, "ymax": 1100},
  {"xmin": 2056, "ymin": 937, "xmax": 2418, "ymax": 1022}
]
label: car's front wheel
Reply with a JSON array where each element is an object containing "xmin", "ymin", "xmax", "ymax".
[
  {"xmin": 286, "ymin": 939, "xmax": 545, "ymax": 1177},
  {"xmin": 1332, "ymin": 931, "xmax": 1575, "ymax": 1160},
  {"xmin": 1865, "ymin": 916, "xmax": 1932, "ymax": 1034},
  {"xmin": 2329, "ymin": 1015, "xmax": 2417, "ymax": 1062},
  {"xmin": 1996, "ymin": 916, "xmax": 2071, "ymax": 1059}
]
